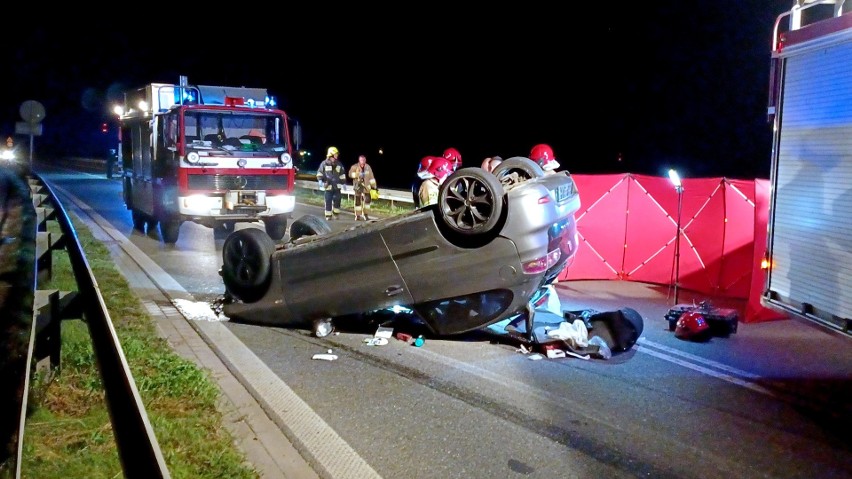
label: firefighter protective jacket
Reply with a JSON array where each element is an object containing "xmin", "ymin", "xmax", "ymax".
[
  {"xmin": 348, "ymin": 163, "xmax": 377, "ymax": 194},
  {"xmin": 316, "ymin": 158, "xmax": 346, "ymax": 189}
]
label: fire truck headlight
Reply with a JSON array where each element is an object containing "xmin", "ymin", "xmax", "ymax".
[
  {"xmin": 278, "ymin": 153, "xmax": 293, "ymax": 167},
  {"xmin": 186, "ymin": 152, "xmax": 200, "ymax": 164},
  {"xmin": 237, "ymin": 158, "xmax": 248, "ymax": 168}
]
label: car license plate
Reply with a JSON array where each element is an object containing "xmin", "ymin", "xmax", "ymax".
[{"xmin": 556, "ymin": 183, "xmax": 571, "ymax": 203}]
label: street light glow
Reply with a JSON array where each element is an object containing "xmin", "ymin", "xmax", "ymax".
[{"xmin": 668, "ymin": 169, "xmax": 682, "ymax": 188}]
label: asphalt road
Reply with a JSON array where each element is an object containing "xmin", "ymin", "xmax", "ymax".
[{"xmin": 35, "ymin": 163, "xmax": 852, "ymax": 479}]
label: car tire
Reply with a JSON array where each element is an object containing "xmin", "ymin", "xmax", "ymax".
[
  {"xmin": 264, "ymin": 216, "xmax": 288, "ymax": 241},
  {"xmin": 289, "ymin": 214, "xmax": 332, "ymax": 243},
  {"xmin": 491, "ymin": 157, "xmax": 544, "ymax": 188},
  {"xmin": 437, "ymin": 167, "xmax": 505, "ymax": 237},
  {"xmin": 221, "ymin": 227, "xmax": 275, "ymax": 303}
]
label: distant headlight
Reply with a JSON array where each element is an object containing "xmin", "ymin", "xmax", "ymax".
[
  {"xmin": 278, "ymin": 153, "xmax": 293, "ymax": 167},
  {"xmin": 237, "ymin": 158, "xmax": 248, "ymax": 168},
  {"xmin": 186, "ymin": 152, "xmax": 200, "ymax": 164},
  {"xmin": 1, "ymin": 150, "xmax": 14, "ymax": 161}
]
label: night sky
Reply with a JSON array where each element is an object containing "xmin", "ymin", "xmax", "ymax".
[{"xmin": 3, "ymin": 2, "xmax": 796, "ymax": 189}]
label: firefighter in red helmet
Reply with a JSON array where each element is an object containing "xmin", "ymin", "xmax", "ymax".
[
  {"xmin": 530, "ymin": 144, "xmax": 560, "ymax": 173},
  {"xmin": 412, "ymin": 155, "xmax": 442, "ymax": 208},
  {"xmin": 443, "ymin": 147, "xmax": 462, "ymax": 172},
  {"xmin": 418, "ymin": 157, "xmax": 453, "ymax": 207}
]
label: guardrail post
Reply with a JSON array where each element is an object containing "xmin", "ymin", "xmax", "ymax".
[{"xmin": 33, "ymin": 290, "xmax": 67, "ymax": 372}]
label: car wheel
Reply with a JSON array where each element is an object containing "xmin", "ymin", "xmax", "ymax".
[
  {"xmin": 491, "ymin": 157, "xmax": 544, "ymax": 188},
  {"xmin": 289, "ymin": 214, "xmax": 332, "ymax": 243},
  {"xmin": 438, "ymin": 167, "xmax": 505, "ymax": 236},
  {"xmin": 264, "ymin": 216, "xmax": 288, "ymax": 241},
  {"xmin": 221, "ymin": 227, "xmax": 275, "ymax": 303}
]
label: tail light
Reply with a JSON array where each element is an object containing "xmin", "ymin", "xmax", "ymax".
[{"xmin": 522, "ymin": 249, "xmax": 562, "ymax": 274}]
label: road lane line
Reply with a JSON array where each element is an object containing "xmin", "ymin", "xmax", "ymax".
[
  {"xmin": 635, "ymin": 343, "xmax": 779, "ymax": 397},
  {"xmin": 636, "ymin": 338, "xmax": 762, "ymax": 379}
]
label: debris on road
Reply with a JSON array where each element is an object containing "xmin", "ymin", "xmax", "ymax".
[
  {"xmin": 363, "ymin": 337, "xmax": 388, "ymax": 346},
  {"xmin": 312, "ymin": 353, "xmax": 338, "ymax": 361},
  {"xmin": 395, "ymin": 332, "xmax": 414, "ymax": 343}
]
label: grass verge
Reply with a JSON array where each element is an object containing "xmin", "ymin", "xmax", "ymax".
[{"xmin": 20, "ymin": 215, "xmax": 257, "ymax": 479}]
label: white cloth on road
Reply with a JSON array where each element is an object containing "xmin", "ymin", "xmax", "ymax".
[{"xmin": 546, "ymin": 319, "xmax": 589, "ymax": 349}]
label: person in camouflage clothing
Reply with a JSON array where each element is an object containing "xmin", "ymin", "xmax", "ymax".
[{"xmin": 0, "ymin": 168, "xmax": 36, "ymax": 471}]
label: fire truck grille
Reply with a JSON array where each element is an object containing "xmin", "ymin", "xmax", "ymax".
[{"xmin": 187, "ymin": 174, "xmax": 289, "ymax": 191}]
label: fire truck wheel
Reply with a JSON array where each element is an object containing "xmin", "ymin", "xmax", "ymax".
[
  {"xmin": 264, "ymin": 216, "xmax": 288, "ymax": 241},
  {"xmin": 131, "ymin": 210, "xmax": 147, "ymax": 232},
  {"xmin": 221, "ymin": 227, "xmax": 275, "ymax": 302},
  {"xmin": 161, "ymin": 219, "xmax": 181, "ymax": 244}
]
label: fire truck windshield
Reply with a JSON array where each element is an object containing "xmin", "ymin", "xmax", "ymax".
[{"xmin": 179, "ymin": 110, "xmax": 287, "ymax": 153}]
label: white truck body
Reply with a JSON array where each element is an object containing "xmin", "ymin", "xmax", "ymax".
[{"xmin": 763, "ymin": 0, "xmax": 852, "ymax": 336}]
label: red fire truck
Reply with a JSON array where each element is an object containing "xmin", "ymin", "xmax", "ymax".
[{"xmin": 117, "ymin": 76, "xmax": 301, "ymax": 244}]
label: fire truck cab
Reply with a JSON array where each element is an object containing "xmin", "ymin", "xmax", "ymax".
[{"xmin": 117, "ymin": 77, "xmax": 300, "ymax": 244}]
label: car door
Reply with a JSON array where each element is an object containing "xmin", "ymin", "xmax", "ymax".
[{"xmin": 279, "ymin": 225, "xmax": 412, "ymax": 320}]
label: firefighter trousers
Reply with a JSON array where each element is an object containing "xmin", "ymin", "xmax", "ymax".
[
  {"xmin": 354, "ymin": 190, "xmax": 371, "ymax": 218},
  {"xmin": 324, "ymin": 187, "xmax": 342, "ymax": 218}
]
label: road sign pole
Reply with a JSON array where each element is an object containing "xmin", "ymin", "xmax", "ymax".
[{"xmin": 19, "ymin": 100, "xmax": 46, "ymax": 166}]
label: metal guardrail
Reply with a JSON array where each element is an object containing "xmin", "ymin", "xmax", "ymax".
[
  {"xmin": 17, "ymin": 173, "xmax": 170, "ymax": 478},
  {"xmin": 55, "ymin": 158, "xmax": 415, "ymax": 207},
  {"xmin": 295, "ymin": 177, "xmax": 415, "ymax": 207}
]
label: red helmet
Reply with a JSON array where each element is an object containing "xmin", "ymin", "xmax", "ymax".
[
  {"xmin": 443, "ymin": 148, "xmax": 462, "ymax": 171},
  {"xmin": 427, "ymin": 157, "xmax": 454, "ymax": 183},
  {"xmin": 530, "ymin": 143, "xmax": 560, "ymax": 171},
  {"xmin": 674, "ymin": 311, "xmax": 711, "ymax": 341},
  {"xmin": 417, "ymin": 156, "xmax": 440, "ymax": 179}
]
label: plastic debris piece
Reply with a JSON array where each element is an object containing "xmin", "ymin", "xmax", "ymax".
[
  {"xmin": 395, "ymin": 332, "xmax": 413, "ymax": 343},
  {"xmin": 312, "ymin": 353, "xmax": 338, "ymax": 361},
  {"xmin": 588, "ymin": 336, "xmax": 612, "ymax": 359},
  {"xmin": 374, "ymin": 326, "xmax": 394, "ymax": 339},
  {"xmin": 546, "ymin": 349, "xmax": 567, "ymax": 359},
  {"xmin": 564, "ymin": 351, "xmax": 591, "ymax": 360},
  {"xmin": 413, "ymin": 335, "xmax": 425, "ymax": 347},
  {"xmin": 364, "ymin": 337, "xmax": 388, "ymax": 346},
  {"xmin": 518, "ymin": 344, "xmax": 531, "ymax": 354},
  {"xmin": 527, "ymin": 353, "xmax": 544, "ymax": 361}
]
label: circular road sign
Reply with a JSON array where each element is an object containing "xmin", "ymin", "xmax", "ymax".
[{"xmin": 20, "ymin": 100, "xmax": 46, "ymax": 124}]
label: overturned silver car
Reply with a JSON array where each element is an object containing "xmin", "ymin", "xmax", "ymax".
[{"xmin": 219, "ymin": 157, "xmax": 581, "ymax": 337}]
